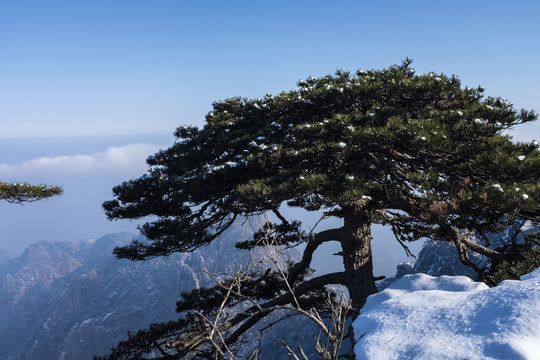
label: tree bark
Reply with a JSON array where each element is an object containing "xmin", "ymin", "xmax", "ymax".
[{"xmin": 340, "ymin": 205, "xmax": 377, "ymax": 313}]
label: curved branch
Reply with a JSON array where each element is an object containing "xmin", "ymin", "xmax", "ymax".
[
  {"xmin": 453, "ymin": 235, "xmax": 484, "ymax": 276},
  {"xmin": 273, "ymin": 207, "xmax": 291, "ymax": 225},
  {"xmin": 211, "ymin": 212, "xmax": 238, "ymax": 239},
  {"xmin": 450, "ymin": 226, "xmax": 507, "ymax": 260},
  {"xmin": 287, "ymin": 228, "xmax": 341, "ymax": 283},
  {"xmin": 390, "ymin": 225, "xmax": 416, "ymax": 258}
]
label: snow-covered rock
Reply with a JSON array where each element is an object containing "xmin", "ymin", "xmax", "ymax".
[
  {"xmin": 354, "ymin": 269, "xmax": 540, "ymax": 360},
  {"xmin": 377, "ymin": 238, "xmax": 479, "ymax": 290}
]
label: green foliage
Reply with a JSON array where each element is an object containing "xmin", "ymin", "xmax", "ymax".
[
  {"xmin": 0, "ymin": 182, "xmax": 63, "ymax": 204},
  {"xmin": 488, "ymin": 243, "xmax": 540, "ymax": 286},
  {"xmin": 104, "ymin": 58, "xmax": 540, "ymax": 258}
]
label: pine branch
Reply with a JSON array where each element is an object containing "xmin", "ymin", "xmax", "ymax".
[{"xmin": 0, "ymin": 182, "xmax": 62, "ymax": 204}]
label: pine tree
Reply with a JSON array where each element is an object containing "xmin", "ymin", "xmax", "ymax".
[
  {"xmin": 0, "ymin": 182, "xmax": 62, "ymax": 203},
  {"xmin": 102, "ymin": 59, "xmax": 540, "ymax": 359}
]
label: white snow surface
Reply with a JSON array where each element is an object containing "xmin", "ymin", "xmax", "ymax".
[{"xmin": 353, "ymin": 269, "xmax": 540, "ymax": 360}]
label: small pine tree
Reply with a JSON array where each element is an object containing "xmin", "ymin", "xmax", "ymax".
[{"xmin": 102, "ymin": 59, "xmax": 540, "ymax": 359}]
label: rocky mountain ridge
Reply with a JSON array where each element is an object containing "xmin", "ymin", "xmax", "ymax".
[{"xmin": 0, "ymin": 216, "xmax": 303, "ymax": 360}]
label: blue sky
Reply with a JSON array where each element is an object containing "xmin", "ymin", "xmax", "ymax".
[
  {"xmin": 1, "ymin": 1, "xmax": 539, "ymax": 138},
  {"xmin": 0, "ymin": 1, "xmax": 539, "ymax": 272}
]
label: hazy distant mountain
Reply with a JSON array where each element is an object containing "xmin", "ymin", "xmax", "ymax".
[
  {"xmin": 0, "ymin": 233, "xmax": 186, "ymax": 359},
  {"xmin": 0, "ymin": 217, "xmax": 308, "ymax": 360},
  {"xmin": 0, "ymin": 249, "xmax": 8, "ymax": 265}
]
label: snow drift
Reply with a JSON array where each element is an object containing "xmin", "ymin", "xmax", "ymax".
[{"xmin": 354, "ymin": 269, "xmax": 540, "ymax": 359}]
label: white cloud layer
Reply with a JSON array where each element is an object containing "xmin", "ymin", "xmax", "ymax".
[{"xmin": 0, "ymin": 143, "xmax": 163, "ymax": 178}]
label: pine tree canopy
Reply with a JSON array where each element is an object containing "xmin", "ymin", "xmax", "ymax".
[
  {"xmin": 102, "ymin": 59, "xmax": 540, "ymax": 359},
  {"xmin": 0, "ymin": 182, "xmax": 63, "ymax": 204}
]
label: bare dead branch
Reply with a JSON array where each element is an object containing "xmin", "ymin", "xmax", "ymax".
[{"xmin": 278, "ymin": 338, "xmax": 303, "ymax": 360}]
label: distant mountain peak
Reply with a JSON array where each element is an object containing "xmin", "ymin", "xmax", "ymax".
[
  {"xmin": 0, "ymin": 248, "xmax": 8, "ymax": 265},
  {"xmin": 0, "ymin": 221, "xmax": 304, "ymax": 359}
]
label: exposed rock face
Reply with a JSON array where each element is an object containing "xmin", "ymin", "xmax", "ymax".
[
  {"xmin": 411, "ymin": 239, "xmax": 479, "ymax": 278},
  {"xmin": 380, "ymin": 221, "xmax": 540, "ymax": 290},
  {"xmin": 377, "ymin": 238, "xmax": 480, "ymax": 290},
  {"xmin": 0, "ymin": 217, "xmax": 304, "ymax": 360},
  {"xmin": 0, "ymin": 233, "xmax": 176, "ymax": 359}
]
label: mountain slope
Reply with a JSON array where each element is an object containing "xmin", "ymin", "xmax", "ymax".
[{"xmin": 0, "ymin": 216, "xmax": 303, "ymax": 360}]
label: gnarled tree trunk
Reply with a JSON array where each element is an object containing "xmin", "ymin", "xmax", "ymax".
[{"xmin": 340, "ymin": 205, "xmax": 377, "ymax": 313}]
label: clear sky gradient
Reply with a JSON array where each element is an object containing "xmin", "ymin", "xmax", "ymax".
[
  {"xmin": 0, "ymin": 1, "xmax": 539, "ymax": 272},
  {"xmin": 1, "ymin": 1, "xmax": 539, "ymax": 139}
]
